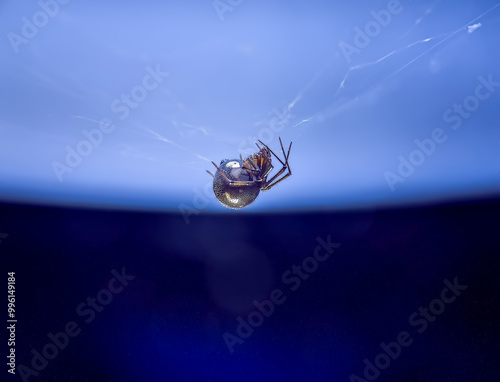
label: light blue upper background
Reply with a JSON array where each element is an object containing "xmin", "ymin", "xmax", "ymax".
[{"xmin": 1, "ymin": 0, "xmax": 499, "ymax": 213}]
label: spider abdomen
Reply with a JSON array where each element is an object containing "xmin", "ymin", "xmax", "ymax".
[{"xmin": 213, "ymin": 159, "xmax": 261, "ymax": 208}]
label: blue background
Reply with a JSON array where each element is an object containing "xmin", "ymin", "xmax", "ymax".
[
  {"xmin": 2, "ymin": 201, "xmax": 499, "ymax": 381},
  {"xmin": 1, "ymin": 1, "xmax": 499, "ymax": 381},
  {"xmin": 0, "ymin": 0, "xmax": 499, "ymax": 211}
]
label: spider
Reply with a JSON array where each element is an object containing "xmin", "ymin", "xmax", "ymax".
[{"xmin": 206, "ymin": 137, "xmax": 293, "ymax": 209}]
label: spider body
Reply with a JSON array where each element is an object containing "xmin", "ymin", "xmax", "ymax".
[{"xmin": 207, "ymin": 138, "xmax": 292, "ymax": 209}]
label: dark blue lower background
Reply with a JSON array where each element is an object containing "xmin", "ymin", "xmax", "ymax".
[{"xmin": 1, "ymin": 198, "xmax": 499, "ymax": 382}]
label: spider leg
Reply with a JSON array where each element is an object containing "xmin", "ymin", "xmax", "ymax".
[
  {"xmin": 261, "ymin": 164, "xmax": 274, "ymax": 180},
  {"xmin": 258, "ymin": 138, "xmax": 287, "ymax": 167},
  {"xmin": 211, "ymin": 161, "xmax": 228, "ymax": 179},
  {"xmin": 261, "ymin": 168, "xmax": 292, "ymax": 191},
  {"xmin": 281, "ymin": 137, "xmax": 293, "ymax": 162},
  {"xmin": 239, "ymin": 154, "xmax": 255, "ymax": 172},
  {"xmin": 246, "ymin": 157, "xmax": 260, "ymax": 170},
  {"xmin": 259, "ymin": 137, "xmax": 293, "ymax": 191},
  {"xmin": 241, "ymin": 157, "xmax": 262, "ymax": 180},
  {"xmin": 206, "ymin": 170, "xmax": 214, "ymax": 177}
]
